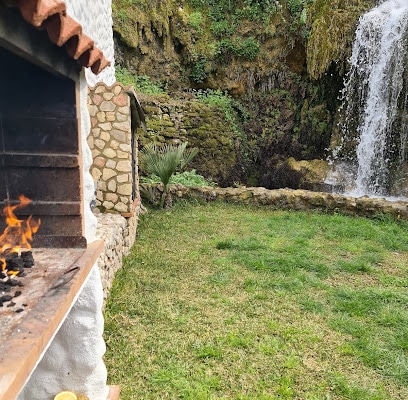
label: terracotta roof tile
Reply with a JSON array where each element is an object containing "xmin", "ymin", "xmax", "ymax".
[
  {"xmin": 86, "ymin": 47, "xmax": 103, "ymax": 67},
  {"xmin": 91, "ymin": 56, "xmax": 111, "ymax": 75},
  {"xmin": 66, "ymin": 33, "xmax": 94, "ymax": 60},
  {"xmin": 8, "ymin": 0, "xmax": 111, "ymax": 74},
  {"xmin": 43, "ymin": 14, "xmax": 82, "ymax": 46},
  {"xmin": 14, "ymin": 0, "xmax": 66, "ymax": 27}
]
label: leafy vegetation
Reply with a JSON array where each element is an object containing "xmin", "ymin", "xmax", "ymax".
[
  {"xmin": 188, "ymin": 11, "xmax": 204, "ymax": 33},
  {"xmin": 105, "ymin": 202, "xmax": 408, "ymax": 399},
  {"xmin": 115, "ymin": 66, "xmax": 165, "ymax": 94},
  {"xmin": 193, "ymin": 89, "xmax": 245, "ymax": 134},
  {"xmin": 190, "ymin": 0, "xmax": 282, "ymax": 24},
  {"xmin": 215, "ymin": 37, "xmax": 260, "ymax": 62},
  {"xmin": 141, "ymin": 169, "xmax": 216, "ymax": 187},
  {"xmin": 189, "ymin": 53, "xmax": 209, "ymax": 83},
  {"xmin": 138, "ymin": 142, "xmax": 197, "ymax": 208},
  {"xmin": 288, "ymin": 0, "xmax": 305, "ymax": 13}
]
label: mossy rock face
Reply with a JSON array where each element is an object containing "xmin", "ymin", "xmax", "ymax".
[
  {"xmin": 306, "ymin": 0, "xmax": 377, "ymax": 80},
  {"xmin": 113, "ymin": 0, "xmax": 298, "ymax": 91},
  {"xmin": 287, "ymin": 158, "xmax": 331, "ymax": 190},
  {"xmin": 236, "ymin": 68, "xmax": 337, "ymax": 187},
  {"xmin": 138, "ymin": 94, "xmax": 236, "ymax": 185},
  {"xmin": 113, "ymin": 0, "xmax": 375, "ymax": 91},
  {"xmin": 114, "ymin": 1, "xmax": 386, "ymax": 189},
  {"xmin": 113, "ymin": 0, "xmax": 189, "ymax": 88}
]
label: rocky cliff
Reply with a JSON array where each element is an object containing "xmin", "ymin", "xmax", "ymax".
[{"xmin": 112, "ymin": 0, "xmax": 376, "ymax": 188}]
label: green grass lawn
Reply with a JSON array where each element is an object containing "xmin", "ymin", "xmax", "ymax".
[{"xmin": 104, "ymin": 201, "xmax": 408, "ymax": 399}]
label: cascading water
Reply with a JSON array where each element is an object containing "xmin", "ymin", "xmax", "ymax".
[{"xmin": 327, "ymin": 0, "xmax": 408, "ymax": 198}]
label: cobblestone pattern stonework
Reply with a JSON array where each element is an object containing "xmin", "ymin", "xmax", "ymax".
[
  {"xmin": 95, "ymin": 209, "xmax": 140, "ymax": 304},
  {"xmin": 88, "ymin": 82, "xmax": 136, "ymax": 214}
]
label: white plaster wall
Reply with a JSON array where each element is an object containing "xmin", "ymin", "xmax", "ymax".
[
  {"xmin": 64, "ymin": 0, "xmax": 116, "ymax": 86},
  {"xmin": 79, "ymin": 71, "xmax": 98, "ymax": 243},
  {"xmin": 17, "ymin": 265, "xmax": 109, "ymax": 400}
]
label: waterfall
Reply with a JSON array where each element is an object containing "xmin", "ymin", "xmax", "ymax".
[{"xmin": 328, "ymin": 0, "xmax": 408, "ymax": 198}]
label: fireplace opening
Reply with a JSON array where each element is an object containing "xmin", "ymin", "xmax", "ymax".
[{"xmin": 0, "ymin": 45, "xmax": 86, "ymax": 248}]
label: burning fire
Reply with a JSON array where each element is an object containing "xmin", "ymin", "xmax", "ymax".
[{"xmin": 0, "ymin": 195, "xmax": 41, "ymax": 274}]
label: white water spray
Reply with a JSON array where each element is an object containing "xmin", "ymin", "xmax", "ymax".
[{"xmin": 328, "ymin": 0, "xmax": 408, "ymax": 198}]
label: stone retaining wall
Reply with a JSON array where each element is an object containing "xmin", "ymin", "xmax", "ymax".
[
  {"xmin": 95, "ymin": 206, "xmax": 141, "ymax": 304},
  {"xmin": 146, "ymin": 184, "xmax": 408, "ymax": 220},
  {"xmin": 137, "ymin": 93, "xmax": 236, "ymax": 185}
]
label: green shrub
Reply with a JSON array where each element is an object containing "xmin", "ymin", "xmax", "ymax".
[
  {"xmin": 215, "ymin": 37, "xmax": 260, "ymax": 61},
  {"xmin": 215, "ymin": 38, "xmax": 238, "ymax": 61},
  {"xmin": 287, "ymin": 0, "xmax": 310, "ymax": 28},
  {"xmin": 188, "ymin": 11, "xmax": 204, "ymax": 33},
  {"xmin": 238, "ymin": 37, "xmax": 260, "ymax": 60},
  {"xmin": 210, "ymin": 20, "xmax": 236, "ymax": 37},
  {"xmin": 190, "ymin": 54, "xmax": 208, "ymax": 83},
  {"xmin": 141, "ymin": 170, "xmax": 216, "ymax": 187},
  {"xmin": 242, "ymin": 0, "xmax": 281, "ymax": 19},
  {"xmin": 115, "ymin": 66, "xmax": 164, "ymax": 94}
]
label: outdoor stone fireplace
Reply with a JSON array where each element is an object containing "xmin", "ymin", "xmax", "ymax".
[
  {"xmin": 0, "ymin": 45, "xmax": 86, "ymax": 248},
  {"xmin": 0, "ymin": 1, "xmax": 119, "ymax": 399}
]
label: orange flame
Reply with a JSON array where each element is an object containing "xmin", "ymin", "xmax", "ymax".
[{"xmin": 0, "ymin": 195, "xmax": 41, "ymax": 273}]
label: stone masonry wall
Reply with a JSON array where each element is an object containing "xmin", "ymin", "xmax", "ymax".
[
  {"xmin": 144, "ymin": 184, "xmax": 408, "ymax": 220},
  {"xmin": 95, "ymin": 207, "xmax": 141, "ymax": 304},
  {"xmin": 137, "ymin": 93, "xmax": 236, "ymax": 185},
  {"xmin": 88, "ymin": 82, "xmax": 136, "ymax": 214}
]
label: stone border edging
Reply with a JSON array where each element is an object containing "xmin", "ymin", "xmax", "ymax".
[{"xmin": 165, "ymin": 185, "xmax": 408, "ymax": 220}]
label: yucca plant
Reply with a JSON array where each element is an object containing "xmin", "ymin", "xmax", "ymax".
[{"xmin": 139, "ymin": 142, "xmax": 198, "ymax": 208}]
